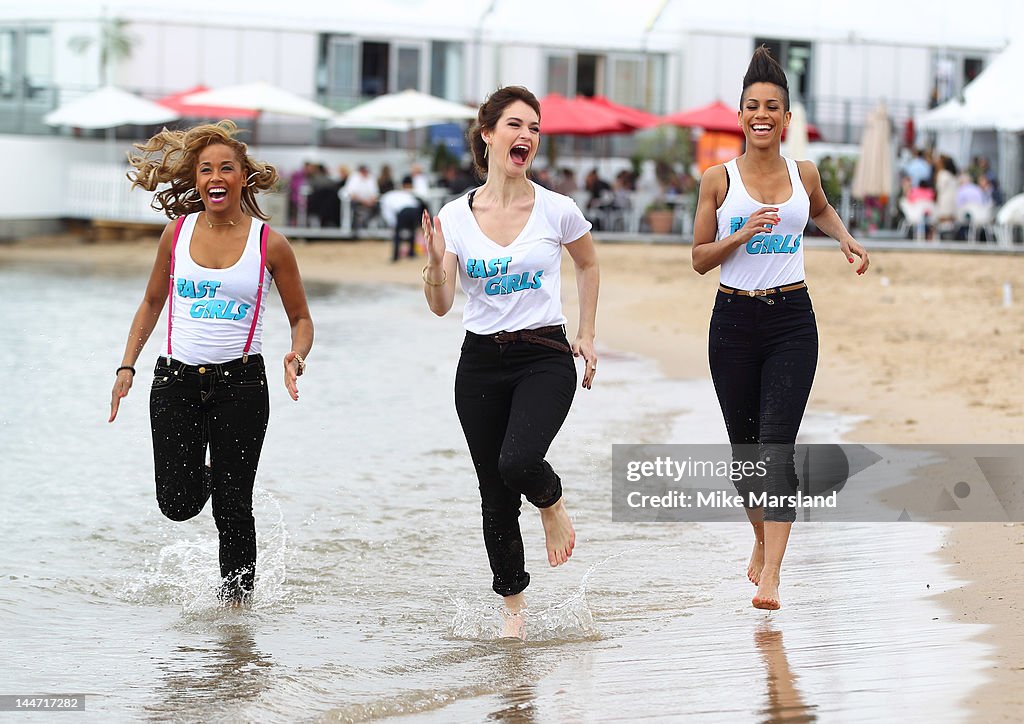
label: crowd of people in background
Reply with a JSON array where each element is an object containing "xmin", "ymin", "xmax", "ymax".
[
  {"xmin": 898, "ymin": 147, "xmax": 1002, "ymax": 240},
  {"xmin": 284, "ymin": 157, "xmax": 698, "ymax": 239},
  {"xmin": 286, "ymin": 160, "xmax": 474, "ymax": 235}
]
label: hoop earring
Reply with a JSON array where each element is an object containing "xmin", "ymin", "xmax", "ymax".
[
  {"xmin": 246, "ymin": 170, "xmax": 264, "ymax": 188},
  {"xmin": 182, "ymin": 188, "xmax": 200, "ymax": 203}
]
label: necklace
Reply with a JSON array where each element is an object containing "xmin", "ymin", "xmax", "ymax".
[{"xmin": 205, "ymin": 213, "xmax": 241, "ymax": 228}]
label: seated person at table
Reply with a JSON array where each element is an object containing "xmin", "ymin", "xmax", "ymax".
[{"xmin": 379, "ymin": 176, "xmax": 428, "ymax": 262}]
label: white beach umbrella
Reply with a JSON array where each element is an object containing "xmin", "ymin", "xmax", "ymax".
[
  {"xmin": 329, "ymin": 89, "xmax": 477, "ymax": 129},
  {"xmin": 851, "ymin": 103, "xmax": 894, "ymax": 199},
  {"xmin": 44, "ymin": 86, "xmax": 180, "ymax": 129},
  {"xmin": 328, "ymin": 116, "xmax": 436, "ymax": 132},
  {"xmin": 781, "ymin": 101, "xmax": 810, "ymax": 161},
  {"xmin": 181, "ymin": 81, "xmax": 334, "ymax": 120}
]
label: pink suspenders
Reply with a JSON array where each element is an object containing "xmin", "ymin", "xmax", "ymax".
[
  {"xmin": 166, "ymin": 216, "xmax": 186, "ymax": 364},
  {"xmin": 166, "ymin": 215, "xmax": 269, "ymax": 365},
  {"xmin": 242, "ymin": 223, "xmax": 269, "ymax": 363}
]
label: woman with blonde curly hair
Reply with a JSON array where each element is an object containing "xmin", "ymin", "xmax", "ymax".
[{"xmin": 109, "ymin": 121, "xmax": 313, "ymax": 605}]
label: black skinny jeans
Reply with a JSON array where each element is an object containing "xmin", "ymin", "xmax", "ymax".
[
  {"xmin": 149, "ymin": 354, "xmax": 269, "ymax": 597},
  {"xmin": 708, "ymin": 286, "xmax": 818, "ymax": 523},
  {"xmin": 455, "ymin": 327, "xmax": 577, "ymax": 597}
]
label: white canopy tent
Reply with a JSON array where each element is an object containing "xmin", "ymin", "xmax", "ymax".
[
  {"xmin": 918, "ymin": 41, "xmax": 1024, "ymax": 195},
  {"xmin": 919, "ymin": 41, "xmax": 1024, "ymax": 133}
]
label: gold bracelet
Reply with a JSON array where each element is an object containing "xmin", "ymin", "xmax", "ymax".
[
  {"xmin": 422, "ymin": 265, "xmax": 447, "ymax": 286},
  {"xmin": 292, "ymin": 352, "xmax": 306, "ymax": 376}
]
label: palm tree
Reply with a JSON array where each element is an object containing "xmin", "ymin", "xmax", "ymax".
[{"xmin": 68, "ymin": 15, "xmax": 135, "ymax": 87}]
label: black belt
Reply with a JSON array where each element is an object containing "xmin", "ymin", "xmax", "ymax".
[
  {"xmin": 157, "ymin": 354, "xmax": 264, "ymax": 377},
  {"xmin": 474, "ymin": 325, "xmax": 572, "ymax": 354}
]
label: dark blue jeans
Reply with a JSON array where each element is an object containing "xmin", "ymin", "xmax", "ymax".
[
  {"xmin": 149, "ymin": 354, "xmax": 269, "ymax": 599},
  {"xmin": 455, "ymin": 327, "xmax": 577, "ymax": 597},
  {"xmin": 709, "ymin": 286, "xmax": 818, "ymax": 523}
]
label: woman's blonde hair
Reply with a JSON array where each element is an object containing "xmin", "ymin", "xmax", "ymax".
[{"xmin": 127, "ymin": 120, "xmax": 279, "ymax": 220}]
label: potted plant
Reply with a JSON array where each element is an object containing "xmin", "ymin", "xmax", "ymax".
[{"xmin": 645, "ymin": 200, "xmax": 675, "ymax": 234}]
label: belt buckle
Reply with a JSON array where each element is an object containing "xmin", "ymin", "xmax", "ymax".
[{"xmin": 493, "ymin": 331, "xmax": 511, "ymax": 344}]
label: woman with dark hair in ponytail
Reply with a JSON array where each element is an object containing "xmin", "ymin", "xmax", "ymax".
[
  {"xmin": 691, "ymin": 47, "xmax": 868, "ymax": 610},
  {"xmin": 420, "ymin": 86, "xmax": 600, "ymax": 637}
]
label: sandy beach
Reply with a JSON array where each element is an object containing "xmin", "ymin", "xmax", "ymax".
[{"xmin": 2, "ymin": 233, "xmax": 1021, "ymax": 719}]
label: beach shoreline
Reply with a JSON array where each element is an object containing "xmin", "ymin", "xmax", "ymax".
[{"xmin": 3, "ymin": 234, "xmax": 1021, "ymax": 719}]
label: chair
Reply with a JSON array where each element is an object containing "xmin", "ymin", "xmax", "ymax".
[
  {"xmin": 957, "ymin": 202, "xmax": 995, "ymax": 243},
  {"xmin": 995, "ymin": 193, "xmax": 1024, "ymax": 247},
  {"xmin": 898, "ymin": 199, "xmax": 934, "ymax": 241}
]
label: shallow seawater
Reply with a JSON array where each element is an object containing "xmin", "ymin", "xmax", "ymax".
[{"xmin": 0, "ymin": 260, "xmax": 987, "ymax": 721}]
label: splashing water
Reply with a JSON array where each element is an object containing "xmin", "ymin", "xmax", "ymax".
[
  {"xmin": 119, "ymin": 486, "xmax": 291, "ymax": 615},
  {"xmin": 444, "ymin": 549, "xmax": 654, "ymax": 642}
]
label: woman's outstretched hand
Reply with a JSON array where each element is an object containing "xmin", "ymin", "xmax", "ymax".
[
  {"xmin": 573, "ymin": 336, "xmax": 598, "ymax": 390},
  {"xmin": 283, "ymin": 351, "xmax": 303, "ymax": 401},
  {"xmin": 421, "ymin": 209, "xmax": 446, "ymax": 268},
  {"xmin": 109, "ymin": 370, "xmax": 133, "ymax": 422},
  {"xmin": 840, "ymin": 237, "xmax": 870, "ymax": 275}
]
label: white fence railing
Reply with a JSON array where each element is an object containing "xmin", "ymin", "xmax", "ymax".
[{"xmin": 66, "ymin": 163, "xmax": 166, "ymax": 224}]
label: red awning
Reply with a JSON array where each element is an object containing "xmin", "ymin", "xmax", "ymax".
[
  {"xmin": 663, "ymin": 99, "xmax": 822, "ymax": 140},
  {"xmin": 582, "ymin": 96, "xmax": 663, "ymax": 129},
  {"xmin": 662, "ymin": 100, "xmax": 741, "ymax": 133},
  {"xmin": 538, "ymin": 93, "xmax": 632, "ymax": 136},
  {"xmin": 156, "ymin": 85, "xmax": 260, "ymax": 120}
]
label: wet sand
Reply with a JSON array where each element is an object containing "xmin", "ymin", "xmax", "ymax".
[{"xmin": 3, "ymin": 234, "xmax": 1022, "ymax": 719}]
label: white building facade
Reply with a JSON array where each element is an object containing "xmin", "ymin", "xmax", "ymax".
[{"xmin": 0, "ymin": 0, "xmax": 1020, "ymax": 226}]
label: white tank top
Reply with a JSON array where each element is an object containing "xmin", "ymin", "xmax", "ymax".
[
  {"xmin": 716, "ymin": 157, "xmax": 809, "ymax": 290},
  {"xmin": 167, "ymin": 214, "xmax": 272, "ymax": 365}
]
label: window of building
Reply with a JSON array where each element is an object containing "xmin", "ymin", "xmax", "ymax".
[
  {"xmin": 24, "ymin": 29, "xmax": 50, "ymax": 99},
  {"xmin": 391, "ymin": 41, "xmax": 427, "ymax": 94},
  {"xmin": 322, "ymin": 35, "xmax": 457, "ymax": 106},
  {"xmin": 0, "ymin": 29, "xmax": 14, "ymax": 98},
  {"xmin": 754, "ymin": 37, "xmax": 812, "ymax": 102},
  {"xmin": 430, "ymin": 41, "xmax": 463, "ymax": 101},
  {"xmin": 964, "ymin": 56, "xmax": 983, "ymax": 84},
  {"xmin": 0, "ymin": 27, "xmax": 51, "ymax": 101},
  {"xmin": 323, "ymin": 36, "xmax": 358, "ymax": 107},
  {"xmin": 546, "ymin": 53, "xmax": 572, "ymax": 96},
  {"xmin": 931, "ymin": 51, "xmax": 982, "ymax": 106},
  {"xmin": 645, "ymin": 53, "xmax": 667, "ymax": 114},
  {"xmin": 608, "ymin": 54, "xmax": 644, "ymax": 108},
  {"xmin": 545, "ymin": 50, "xmax": 664, "ymax": 110},
  {"xmin": 361, "ymin": 41, "xmax": 389, "ymax": 97},
  {"xmin": 576, "ymin": 53, "xmax": 602, "ymax": 97}
]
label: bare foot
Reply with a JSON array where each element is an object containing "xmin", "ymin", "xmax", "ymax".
[
  {"xmin": 752, "ymin": 571, "xmax": 781, "ymax": 610},
  {"xmin": 539, "ymin": 498, "xmax": 575, "ymax": 567},
  {"xmin": 748, "ymin": 539, "xmax": 765, "ymax": 585},
  {"xmin": 500, "ymin": 609, "xmax": 526, "ymax": 639},
  {"xmin": 501, "ymin": 594, "xmax": 527, "ymax": 639}
]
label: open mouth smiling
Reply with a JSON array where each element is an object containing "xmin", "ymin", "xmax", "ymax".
[{"xmin": 510, "ymin": 144, "xmax": 530, "ymax": 164}]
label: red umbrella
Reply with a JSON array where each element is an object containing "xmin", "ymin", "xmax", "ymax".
[
  {"xmin": 156, "ymin": 85, "xmax": 260, "ymax": 120},
  {"xmin": 663, "ymin": 99, "xmax": 822, "ymax": 140},
  {"xmin": 583, "ymin": 95, "xmax": 663, "ymax": 129},
  {"xmin": 538, "ymin": 93, "xmax": 631, "ymax": 135},
  {"xmin": 662, "ymin": 100, "xmax": 741, "ymax": 133}
]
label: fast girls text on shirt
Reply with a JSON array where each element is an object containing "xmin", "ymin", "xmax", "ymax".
[
  {"xmin": 466, "ymin": 256, "xmax": 544, "ymax": 296},
  {"xmin": 729, "ymin": 216, "xmax": 802, "ymax": 254},
  {"xmin": 176, "ymin": 278, "xmax": 252, "ymax": 320}
]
